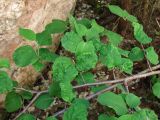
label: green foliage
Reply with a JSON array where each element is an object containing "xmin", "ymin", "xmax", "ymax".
[
  {"xmin": 133, "ymin": 109, "xmax": 158, "ymax": 120},
  {"xmin": 0, "ymin": 71, "xmax": 13, "ymax": 94},
  {"xmin": 129, "ymin": 47, "xmax": 144, "ymax": 61},
  {"xmin": 49, "ymin": 81, "xmax": 61, "ymax": 97},
  {"xmin": 118, "ymin": 58, "xmax": 133, "ymax": 74},
  {"xmin": 61, "ymin": 31, "xmax": 82, "ymax": 53},
  {"xmin": 5, "ymin": 91, "xmax": 22, "ymax": 112},
  {"xmin": 19, "ymin": 28, "xmax": 36, "ymax": 41},
  {"xmin": 32, "ymin": 60, "xmax": 45, "ymax": 72},
  {"xmin": 118, "ymin": 48, "xmax": 130, "ymax": 57},
  {"xmin": 0, "ymin": 58, "xmax": 10, "ymax": 68},
  {"xmin": 152, "ymin": 82, "xmax": 160, "ymax": 98},
  {"xmin": 69, "ymin": 15, "xmax": 88, "ymax": 38},
  {"xmin": 45, "ymin": 19, "xmax": 67, "ymax": 34},
  {"xmin": 132, "ymin": 22, "xmax": 152, "ymax": 44},
  {"xmin": 39, "ymin": 48, "xmax": 58, "ymax": 62},
  {"xmin": 75, "ymin": 41, "xmax": 98, "ymax": 71},
  {"xmin": 13, "ymin": 45, "xmax": 38, "ymax": 67},
  {"xmin": 52, "ymin": 57, "xmax": 78, "ymax": 102},
  {"xmin": 100, "ymin": 44, "xmax": 122, "ymax": 69},
  {"xmin": 60, "ymin": 81, "xmax": 75, "ymax": 102},
  {"xmin": 1, "ymin": 5, "xmax": 160, "ymax": 120},
  {"xmin": 97, "ymin": 92, "xmax": 128, "ymax": 115},
  {"xmin": 77, "ymin": 18, "xmax": 91, "ymax": 28},
  {"xmin": 76, "ymin": 72, "xmax": 95, "ymax": 85},
  {"xmin": 46, "ymin": 116, "xmax": 57, "ymax": 120},
  {"xmin": 34, "ymin": 93, "xmax": 54, "ymax": 110},
  {"xmin": 102, "ymin": 30, "xmax": 123, "ymax": 46},
  {"xmin": 108, "ymin": 5, "xmax": 138, "ymax": 22},
  {"xmin": 63, "ymin": 99, "xmax": 89, "ymax": 120},
  {"xmin": 17, "ymin": 113, "xmax": 36, "ymax": 120},
  {"xmin": 20, "ymin": 91, "xmax": 33, "ymax": 100},
  {"xmin": 36, "ymin": 31, "xmax": 52, "ymax": 46},
  {"xmin": 52, "ymin": 57, "xmax": 78, "ymax": 82},
  {"xmin": 98, "ymin": 114, "xmax": 118, "ymax": 120},
  {"xmin": 125, "ymin": 93, "xmax": 141, "ymax": 108},
  {"xmin": 85, "ymin": 20, "xmax": 104, "ymax": 40},
  {"xmin": 145, "ymin": 47, "xmax": 159, "ymax": 65}
]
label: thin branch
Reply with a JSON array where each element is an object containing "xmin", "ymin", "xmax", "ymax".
[
  {"xmin": 13, "ymin": 65, "xmax": 160, "ymax": 119},
  {"xmin": 13, "ymin": 92, "xmax": 43, "ymax": 120},
  {"xmin": 14, "ymin": 87, "xmax": 39, "ymax": 94},
  {"xmin": 73, "ymin": 70, "xmax": 160, "ymax": 88},
  {"xmin": 54, "ymin": 84, "xmax": 119, "ymax": 117}
]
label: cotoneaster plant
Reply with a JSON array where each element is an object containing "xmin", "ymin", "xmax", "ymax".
[{"xmin": 0, "ymin": 4, "xmax": 160, "ymax": 120}]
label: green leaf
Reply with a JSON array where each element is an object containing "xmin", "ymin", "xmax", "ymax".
[
  {"xmin": 45, "ymin": 19, "xmax": 67, "ymax": 34},
  {"xmin": 13, "ymin": 45, "xmax": 38, "ymax": 67},
  {"xmin": 133, "ymin": 109, "xmax": 158, "ymax": 120},
  {"xmin": 86, "ymin": 20, "xmax": 104, "ymax": 40},
  {"xmin": 118, "ymin": 48, "xmax": 130, "ymax": 57},
  {"xmin": 98, "ymin": 114, "xmax": 118, "ymax": 120},
  {"xmin": 100, "ymin": 44, "xmax": 122, "ymax": 69},
  {"xmin": 19, "ymin": 27, "xmax": 36, "ymax": 41},
  {"xmin": 61, "ymin": 31, "xmax": 82, "ymax": 53},
  {"xmin": 69, "ymin": 16, "xmax": 88, "ymax": 37},
  {"xmin": 32, "ymin": 60, "xmax": 45, "ymax": 72},
  {"xmin": 97, "ymin": 92, "xmax": 128, "ymax": 115},
  {"xmin": 75, "ymin": 41, "xmax": 98, "ymax": 71},
  {"xmin": 77, "ymin": 18, "xmax": 91, "ymax": 28},
  {"xmin": 5, "ymin": 91, "xmax": 22, "ymax": 112},
  {"xmin": 91, "ymin": 85, "xmax": 107, "ymax": 93},
  {"xmin": 63, "ymin": 99, "xmax": 89, "ymax": 120},
  {"xmin": 69, "ymin": 16, "xmax": 87, "ymax": 37},
  {"xmin": 0, "ymin": 71, "xmax": 13, "ymax": 94},
  {"xmin": 0, "ymin": 58, "xmax": 10, "ymax": 68},
  {"xmin": 39, "ymin": 48, "xmax": 58, "ymax": 62},
  {"xmin": 132, "ymin": 22, "xmax": 152, "ymax": 44},
  {"xmin": 75, "ymin": 72, "xmax": 105, "ymax": 93},
  {"xmin": 87, "ymin": 36, "xmax": 102, "ymax": 52},
  {"xmin": 52, "ymin": 57, "xmax": 78, "ymax": 102},
  {"xmin": 145, "ymin": 47, "xmax": 159, "ymax": 65},
  {"xmin": 20, "ymin": 91, "xmax": 33, "ymax": 100},
  {"xmin": 46, "ymin": 116, "xmax": 57, "ymax": 120},
  {"xmin": 17, "ymin": 113, "xmax": 36, "ymax": 120},
  {"xmin": 34, "ymin": 93, "xmax": 54, "ymax": 110},
  {"xmin": 49, "ymin": 81, "xmax": 61, "ymax": 97},
  {"xmin": 12, "ymin": 80, "xmax": 18, "ymax": 87},
  {"xmin": 102, "ymin": 30, "xmax": 123, "ymax": 46},
  {"xmin": 108, "ymin": 5, "xmax": 138, "ymax": 23},
  {"xmin": 76, "ymin": 72, "xmax": 95, "ymax": 85},
  {"xmin": 125, "ymin": 93, "xmax": 141, "ymax": 108},
  {"xmin": 52, "ymin": 56, "xmax": 78, "ymax": 82},
  {"xmin": 36, "ymin": 30, "xmax": 52, "ymax": 46},
  {"xmin": 60, "ymin": 81, "xmax": 75, "ymax": 102},
  {"xmin": 118, "ymin": 58, "xmax": 133, "ymax": 74},
  {"xmin": 75, "ymin": 23, "xmax": 88, "ymax": 37},
  {"xmin": 150, "ymin": 76, "xmax": 160, "ymax": 84},
  {"xmin": 129, "ymin": 47, "xmax": 144, "ymax": 61},
  {"xmin": 118, "ymin": 114, "xmax": 134, "ymax": 120},
  {"xmin": 152, "ymin": 82, "xmax": 160, "ymax": 98}
]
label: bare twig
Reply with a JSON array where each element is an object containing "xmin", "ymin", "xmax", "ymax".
[
  {"xmin": 13, "ymin": 65, "xmax": 160, "ymax": 119},
  {"xmin": 14, "ymin": 87, "xmax": 39, "ymax": 94},
  {"xmin": 156, "ymin": 18, "xmax": 160, "ymax": 29},
  {"xmin": 13, "ymin": 92, "xmax": 43, "ymax": 120},
  {"xmin": 54, "ymin": 84, "xmax": 119, "ymax": 117},
  {"xmin": 73, "ymin": 70, "xmax": 160, "ymax": 88}
]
